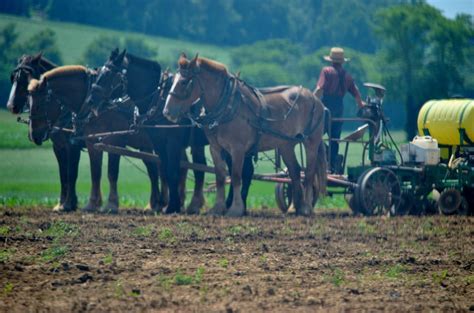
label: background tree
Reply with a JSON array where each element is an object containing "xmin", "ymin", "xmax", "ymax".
[
  {"xmin": 0, "ymin": 24, "xmax": 63, "ymax": 106},
  {"xmin": 375, "ymin": 3, "xmax": 473, "ymax": 139}
]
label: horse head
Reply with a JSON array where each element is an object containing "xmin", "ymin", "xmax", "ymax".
[
  {"xmin": 27, "ymin": 78, "xmax": 61, "ymax": 145},
  {"xmin": 7, "ymin": 53, "xmax": 48, "ymax": 114},
  {"xmin": 86, "ymin": 49, "xmax": 128, "ymax": 114},
  {"xmin": 163, "ymin": 53, "xmax": 201, "ymax": 122}
]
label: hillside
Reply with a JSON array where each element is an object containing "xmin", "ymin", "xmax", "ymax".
[{"xmin": 0, "ymin": 14, "xmax": 231, "ymax": 66}]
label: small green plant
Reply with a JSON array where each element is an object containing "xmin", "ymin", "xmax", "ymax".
[
  {"xmin": 357, "ymin": 220, "xmax": 376, "ymax": 235},
  {"xmin": 158, "ymin": 227, "xmax": 175, "ymax": 243},
  {"xmin": 194, "ymin": 267, "xmax": 205, "ymax": 284},
  {"xmin": 259, "ymin": 255, "xmax": 268, "ymax": 264},
  {"xmin": 432, "ymin": 269, "xmax": 448, "ymax": 286},
  {"xmin": 129, "ymin": 289, "xmax": 140, "ymax": 297},
  {"xmin": 132, "ymin": 225, "xmax": 154, "ymax": 237},
  {"xmin": 103, "ymin": 253, "xmax": 113, "ymax": 265},
  {"xmin": 42, "ymin": 221, "xmax": 78, "ymax": 240},
  {"xmin": 114, "ymin": 279, "xmax": 125, "ymax": 298},
  {"xmin": 329, "ymin": 268, "xmax": 345, "ymax": 287},
  {"xmin": 0, "ymin": 248, "xmax": 15, "ymax": 263},
  {"xmin": 41, "ymin": 245, "xmax": 68, "ymax": 262},
  {"xmin": 218, "ymin": 257, "xmax": 229, "ymax": 268},
  {"xmin": 228, "ymin": 225, "xmax": 243, "ymax": 236},
  {"xmin": 157, "ymin": 274, "xmax": 172, "ymax": 291},
  {"xmin": 0, "ymin": 225, "xmax": 9, "ymax": 236},
  {"xmin": 3, "ymin": 282, "xmax": 13, "ymax": 294},
  {"xmin": 174, "ymin": 271, "xmax": 194, "ymax": 286},
  {"xmin": 386, "ymin": 264, "xmax": 405, "ymax": 279}
]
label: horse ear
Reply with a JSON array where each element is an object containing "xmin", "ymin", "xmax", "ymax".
[
  {"xmin": 189, "ymin": 53, "xmax": 199, "ymax": 68},
  {"xmin": 178, "ymin": 53, "xmax": 189, "ymax": 68},
  {"xmin": 110, "ymin": 48, "xmax": 119, "ymax": 59},
  {"xmin": 32, "ymin": 52, "xmax": 43, "ymax": 63},
  {"xmin": 115, "ymin": 49, "xmax": 126, "ymax": 65}
]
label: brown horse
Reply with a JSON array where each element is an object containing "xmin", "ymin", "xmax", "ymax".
[
  {"xmin": 7, "ymin": 54, "xmax": 82, "ymax": 212},
  {"xmin": 27, "ymin": 65, "xmax": 161, "ymax": 213},
  {"xmin": 164, "ymin": 54, "xmax": 327, "ymax": 217}
]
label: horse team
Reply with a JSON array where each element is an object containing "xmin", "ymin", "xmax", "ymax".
[{"xmin": 7, "ymin": 50, "xmax": 327, "ymax": 217}]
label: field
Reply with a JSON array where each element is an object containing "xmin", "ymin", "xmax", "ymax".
[
  {"xmin": 2, "ymin": 109, "xmax": 404, "ymax": 210},
  {"xmin": 0, "ymin": 208, "xmax": 472, "ymax": 312}
]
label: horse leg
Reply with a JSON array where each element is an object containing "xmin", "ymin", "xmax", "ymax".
[
  {"xmin": 226, "ymin": 148, "xmax": 246, "ymax": 217},
  {"xmin": 241, "ymin": 155, "xmax": 254, "ymax": 214},
  {"xmin": 224, "ymin": 152, "xmax": 233, "ymax": 209},
  {"xmin": 83, "ymin": 144, "xmax": 103, "ymax": 212},
  {"xmin": 142, "ymin": 157, "xmax": 160, "ymax": 213},
  {"xmin": 280, "ymin": 146, "xmax": 310, "ymax": 216},
  {"xmin": 52, "ymin": 142, "xmax": 68, "ymax": 212},
  {"xmin": 179, "ymin": 150, "xmax": 188, "ymax": 209},
  {"xmin": 62, "ymin": 142, "xmax": 81, "ymax": 212},
  {"xmin": 207, "ymin": 145, "xmax": 228, "ymax": 215},
  {"xmin": 187, "ymin": 144, "xmax": 206, "ymax": 214},
  {"xmin": 224, "ymin": 153, "xmax": 254, "ymax": 213},
  {"xmin": 101, "ymin": 152, "xmax": 120, "ymax": 214},
  {"xmin": 162, "ymin": 142, "xmax": 182, "ymax": 214},
  {"xmin": 302, "ymin": 139, "xmax": 319, "ymax": 214},
  {"xmin": 159, "ymin": 162, "xmax": 169, "ymax": 209}
]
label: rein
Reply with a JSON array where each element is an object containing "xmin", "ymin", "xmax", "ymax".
[{"xmin": 180, "ymin": 69, "xmax": 323, "ymax": 142}]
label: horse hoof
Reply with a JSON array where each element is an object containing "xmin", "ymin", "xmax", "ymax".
[
  {"xmin": 186, "ymin": 198, "xmax": 204, "ymax": 215},
  {"xmin": 99, "ymin": 203, "xmax": 119, "ymax": 214},
  {"xmin": 162, "ymin": 206, "xmax": 179, "ymax": 215},
  {"xmin": 206, "ymin": 204, "xmax": 226, "ymax": 216},
  {"xmin": 296, "ymin": 204, "xmax": 313, "ymax": 217},
  {"xmin": 52, "ymin": 203, "xmax": 64, "ymax": 212},
  {"xmin": 62, "ymin": 201, "xmax": 78, "ymax": 213},
  {"xmin": 225, "ymin": 206, "xmax": 245, "ymax": 218},
  {"xmin": 81, "ymin": 202, "xmax": 100, "ymax": 213},
  {"xmin": 144, "ymin": 203, "xmax": 160, "ymax": 214}
]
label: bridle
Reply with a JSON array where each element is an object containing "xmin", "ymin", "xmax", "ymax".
[
  {"xmin": 90, "ymin": 63, "xmax": 128, "ymax": 107},
  {"xmin": 28, "ymin": 80, "xmax": 63, "ymax": 141}
]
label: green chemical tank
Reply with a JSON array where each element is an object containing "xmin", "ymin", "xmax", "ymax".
[{"xmin": 417, "ymin": 99, "xmax": 474, "ymax": 146}]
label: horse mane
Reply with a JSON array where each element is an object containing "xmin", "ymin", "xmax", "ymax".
[
  {"xmin": 125, "ymin": 53, "xmax": 161, "ymax": 74},
  {"xmin": 19, "ymin": 54, "xmax": 58, "ymax": 68},
  {"xmin": 41, "ymin": 65, "xmax": 88, "ymax": 81},
  {"xmin": 27, "ymin": 79, "xmax": 40, "ymax": 93},
  {"xmin": 194, "ymin": 57, "xmax": 228, "ymax": 75}
]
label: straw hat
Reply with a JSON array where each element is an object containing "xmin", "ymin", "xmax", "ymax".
[{"xmin": 323, "ymin": 47, "xmax": 350, "ymax": 63}]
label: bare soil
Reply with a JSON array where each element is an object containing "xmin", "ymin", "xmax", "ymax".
[{"xmin": 0, "ymin": 207, "xmax": 473, "ymax": 312}]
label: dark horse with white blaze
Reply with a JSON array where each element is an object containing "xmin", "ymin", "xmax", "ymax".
[
  {"xmin": 6, "ymin": 53, "xmax": 81, "ymax": 212},
  {"xmin": 164, "ymin": 54, "xmax": 327, "ymax": 217},
  {"xmin": 27, "ymin": 65, "xmax": 161, "ymax": 213},
  {"xmin": 86, "ymin": 49, "xmax": 254, "ymax": 214}
]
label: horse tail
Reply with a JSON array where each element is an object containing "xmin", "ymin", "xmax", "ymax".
[{"xmin": 316, "ymin": 140, "xmax": 327, "ymax": 197}]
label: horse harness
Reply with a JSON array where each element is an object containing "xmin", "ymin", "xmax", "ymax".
[{"xmin": 183, "ymin": 69, "xmax": 324, "ymax": 149}]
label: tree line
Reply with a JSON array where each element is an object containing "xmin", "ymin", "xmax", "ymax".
[{"xmin": 2, "ymin": 0, "xmax": 400, "ymax": 52}]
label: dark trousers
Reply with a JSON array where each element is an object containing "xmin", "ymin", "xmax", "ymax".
[{"xmin": 322, "ymin": 95, "xmax": 344, "ymax": 172}]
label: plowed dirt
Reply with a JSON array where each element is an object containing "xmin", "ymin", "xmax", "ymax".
[{"xmin": 0, "ymin": 208, "xmax": 473, "ymax": 312}]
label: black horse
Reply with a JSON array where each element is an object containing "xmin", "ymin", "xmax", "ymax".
[
  {"xmin": 6, "ymin": 53, "xmax": 81, "ymax": 212},
  {"xmin": 86, "ymin": 49, "xmax": 254, "ymax": 214}
]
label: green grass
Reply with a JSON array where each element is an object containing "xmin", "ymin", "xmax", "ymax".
[
  {"xmin": 0, "ymin": 13, "xmax": 231, "ymax": 66},
  {"xmin": 0, "ymin": 111, "xmax": 407, "ymax": 210}
]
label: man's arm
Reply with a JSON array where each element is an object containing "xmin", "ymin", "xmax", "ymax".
[
  {"xmin": 348, "ymin": 80, "xmax": 365, "ymax": 108},
  {"xmin": 314, "ymin": 68, "xmax": 326, "ymax": 99}
]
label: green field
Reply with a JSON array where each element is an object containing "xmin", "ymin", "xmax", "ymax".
[
  {"xmin": 0, "ymin": 110, "xmax": 406, "ymax": 210},
  {"xmin": 0, "ymin": 14, "xmax": 232, "ymax": 66}
]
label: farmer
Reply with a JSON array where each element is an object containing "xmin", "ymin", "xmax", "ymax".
[{"xmin": 314, "ymin": 47, "xmax": 365, "ymax": 173}]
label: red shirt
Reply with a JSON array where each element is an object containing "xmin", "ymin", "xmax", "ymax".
[{"xmin": 316, "ymin": 65, "xmax": 360, "ymax": 98}]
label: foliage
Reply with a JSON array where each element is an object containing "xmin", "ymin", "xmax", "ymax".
[
  {"xmin": 0, "ymin": 23, "xmax": 62, "ymax": 106},
  {"xmin": 1, "ymin": 0, "xmax": 401, "ymax": 52},
  {"xmin": 82, "ymin": 35, "xmax": 157, "ymax": 67},
  {"xmin": 375, "ymin": 3, "xmax": 474, "ymax": 139}
]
